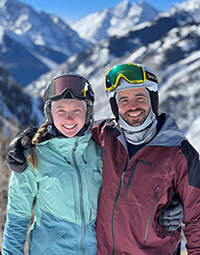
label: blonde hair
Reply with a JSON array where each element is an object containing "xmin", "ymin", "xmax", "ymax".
[{"xmin": 28, "ymin": 120, "xmax": 49, "ymax": 170}]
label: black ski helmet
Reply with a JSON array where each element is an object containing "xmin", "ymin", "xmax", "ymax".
[
  {"xmin": 104, "ymin": 63, "xmax": 159, "ymax": 119},
  {"xmin": 43, "ymin": 73, "xmax": 95, "ymax": 130}
]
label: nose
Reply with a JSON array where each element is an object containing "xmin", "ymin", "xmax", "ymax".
[
  {"xmin": 65, "ymin": 113, "xmax": 74, "ymax": 120},
  {"xmin": 129, "ymin": 99, "xmax": 138, "ymax": 109}
]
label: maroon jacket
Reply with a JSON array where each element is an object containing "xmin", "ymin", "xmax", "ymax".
[{"xmin": 92, "ymin": 113, "xmax": 200, "ymax": 255}]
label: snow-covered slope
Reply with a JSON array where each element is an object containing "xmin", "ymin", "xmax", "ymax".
[
  {"xmin": 0, "ymin": 0, "xmax": 90, "ymax": 86},
  {"xmin": 1, "ymin": 0, "xmax": 200, "ymax": 153},
  {"xmin": 0, "ymin": 66, "xmax": 43, "ymax": 131},
  {"xmin": 23, "ymin": 0, "xmax": 200, "ymax": 154}
]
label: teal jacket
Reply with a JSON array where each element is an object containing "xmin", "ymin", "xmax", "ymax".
[{"xmin": 3, "ymin": 131, "xmax": 103, "ymax": 255}]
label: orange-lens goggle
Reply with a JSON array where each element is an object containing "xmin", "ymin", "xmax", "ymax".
[{"xmin": 104, "ymin": 63, "xmax": 158, "ymax": 91}]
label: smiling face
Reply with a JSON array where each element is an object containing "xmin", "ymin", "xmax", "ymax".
[
  {"xmin": 52, "ymin": 99, "xmax": 86, "ymax": 137},
  {"xmin": 118, "ymin": 88, "xmax": 151, "ymax": 127}
]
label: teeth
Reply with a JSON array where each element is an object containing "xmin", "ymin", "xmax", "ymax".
[
  {"xmin": 128, "ymin": 113, "xmax": 140, "ymax": 117},
  {"xmin": 63, "ymin": 124, "xmax": 76, "ymax": 129}
]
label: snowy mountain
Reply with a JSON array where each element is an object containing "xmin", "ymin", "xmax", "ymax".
[
  {"xmin": 0, "ymin": 0, "xmax": 200, "ymax": 153},
  {"xmin": 0, "ymin": 0, "xmax": 90, "ymax": 86},
  {"xmin": 0, "ymin": 65, "xmax": 43, "ymax": 134},
  {"xmin": 0, "ymin": 0, "xmax": 159, "ymax": 86},
  {"xmin": 70, "ymin": 0, "xmax": 159, "ymax": 44},
  {"xmin": 23, "ymin": 0, "xmax": 200, "ymax": 153}
]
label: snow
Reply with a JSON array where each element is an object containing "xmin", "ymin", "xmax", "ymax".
[
  {"xmin": 0, "ymin": 0, "xmax": 90, "ymax": 63},
  {"xmin": 125, "ymin": 46, "xmax": 147, "ymax": 62},
  {"xmin": 0, "ymin": 25, "xmax": 4, "ymax": 43},
  {"xmin": 29, "ymin": 49, "xmax": 58, "ymax": 70},
  {"xmin": 1, "ymin": 0, "xmax": 200, "ymax": 156},
  {"xmin": 71, "ymin": 1, "xmax": 159, "ymax": 44}
]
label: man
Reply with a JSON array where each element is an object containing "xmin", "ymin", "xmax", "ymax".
[
  {"xmin": 90, "ymin": 63, "xmax": 200, "ymax": 254},
  {"xmin": 6, "ymin": 64, "xmax": 187, "ymax": 254}
]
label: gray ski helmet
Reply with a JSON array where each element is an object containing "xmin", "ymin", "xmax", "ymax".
[
  {"xmin": 104, "ymin": 63, "xmax": 159, "ymax": 119},
  {"xmin": 43, "ymin": 73, "xmax": 95, "ymax": 129}
]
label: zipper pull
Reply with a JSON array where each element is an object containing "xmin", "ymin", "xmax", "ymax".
[
  {"xmin": 73, "ymin": 139, "xmax": 78, "ymax": 152},
  {"xmin": 121, "ymin": 171, "xmax": 126, "ymax": 186}
]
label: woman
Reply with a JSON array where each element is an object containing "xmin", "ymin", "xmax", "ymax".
[{"xmin": 2, "ymin": 73, "xmax": 103, "ymax": 255}]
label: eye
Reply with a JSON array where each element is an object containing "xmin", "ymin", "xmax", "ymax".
[
  {"xmin": 120, "ymin": 99, "xmax": 129, "ymax": 104},
  {"xmin": 74, "ymin": 108, "xmax": 81, "ymax": 113},
  {"xmin": 136, "ymin": 96, "xmax": 145, "ymax": 101},
  {"xmin": 57, "ymin": 108, "xmax": 65, "ymax": 113}
]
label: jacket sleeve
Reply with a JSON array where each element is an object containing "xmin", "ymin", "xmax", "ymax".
[
  {"xmin": 175, "ymin": 140, "xmax": 200, "ymax": 254},
  {"xmin": 2, "ymin": 165, "xmax": 38, "ymax": 255}
]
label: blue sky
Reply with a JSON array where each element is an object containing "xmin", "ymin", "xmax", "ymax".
[{"xmin": 21, "ymin": 0, "xmax": 185, "ymax": 22}]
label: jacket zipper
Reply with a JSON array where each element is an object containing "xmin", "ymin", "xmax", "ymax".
[
  {"xmin": 72, "ymin": 140, "xmax": 86, "ymax": 255},
  {"xmin": 111, "ymin": 159, "xmax": 129, "ymax": 255},
  {"xmin": 144, "ymin": 187, "xmax": 159, "ymax": 243}
]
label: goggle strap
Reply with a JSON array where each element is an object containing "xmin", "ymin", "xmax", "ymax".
[
  {"xmin": 43, "ymin": 88, "xmax": 50, "ymax": 103},
  {"xmin": 83, "ymin": 85, "xmax": 93, "ymax": 101},
  {"xmin": 145, "ymin": 70, "xmax": 158, "ymax": 84}
]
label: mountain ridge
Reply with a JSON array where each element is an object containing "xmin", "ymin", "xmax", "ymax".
[
  {"xmin": 0, "ymin": 0, "xmax": 200, "ymax": 153},
  {"xmin": 0, "ymin": 0, "xmax": 91, "ymax": 86},
  {"xmin": 70, "ymin": 0, "xmax": 159, "ymax": 44}
]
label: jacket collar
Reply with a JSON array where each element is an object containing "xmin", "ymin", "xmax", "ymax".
[
  {"xmin": 36, "ymin": 130, "xmax": 92, "ymax": 150},
  {"xmin": 104, "ymin": 113, "xmax": 185, "ymax": 148}
]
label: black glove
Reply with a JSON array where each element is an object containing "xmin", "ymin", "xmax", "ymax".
[
  {"xmin": 157, "ymin": 193, "xmax": 184, "ymax": 231},
  {"xmin": 6, "ymin": 126, "xmax": 38, "ymax": 173}
]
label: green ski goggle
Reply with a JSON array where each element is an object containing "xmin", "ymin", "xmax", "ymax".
[{"xmin": 104, "ymin": 63, "xmax": 158, "ymax": 92}]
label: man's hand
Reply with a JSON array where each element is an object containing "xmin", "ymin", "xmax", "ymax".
[
  {"xmin": 157, "ymin": 193, "xmax": 184, "ymax": 231},
  {"xmin": 6, "ymin": 126, "xmax": 38, "ymax": 173}
]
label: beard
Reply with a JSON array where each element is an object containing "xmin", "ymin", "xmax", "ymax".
[{"xmin": 121, "ymin": 108, "xmax": 148, "ymax": 127}]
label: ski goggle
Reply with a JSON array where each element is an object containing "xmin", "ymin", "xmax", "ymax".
[
  {"xmin": 43, "ymin": 74, "xmax": 94, "ymax": 103},
  {"xmin": 104, "ymin": 63, "xmax": 158, "ymax": 92}
]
